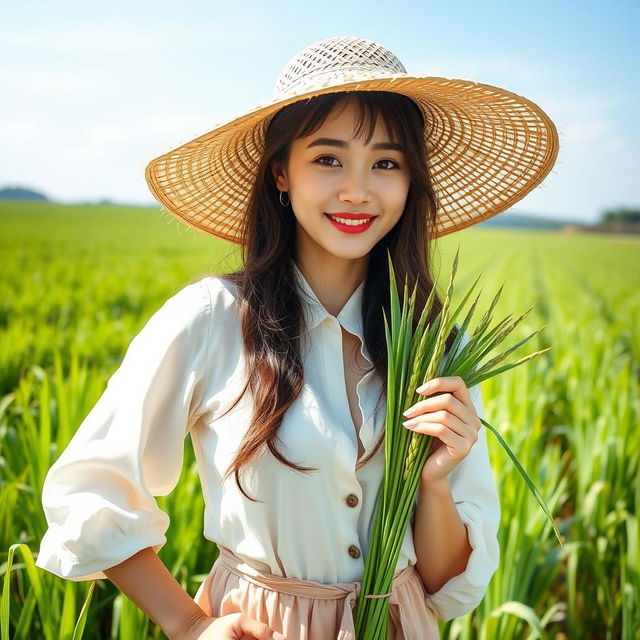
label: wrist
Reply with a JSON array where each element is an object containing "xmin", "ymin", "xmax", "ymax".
[
  {"xmin": 419, "ymin": 475, "xmax": 451, "ymax": 496},
  {"xmin": 168, "ymin": 610, "xmax": 214, "ymax": 640}
]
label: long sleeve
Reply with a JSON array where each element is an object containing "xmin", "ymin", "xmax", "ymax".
[
  {"xmin": 423, "ymin": 379, "xmax": 501, "ymax": 620},
  {"xmin": 35, "ymin": 279, "xmax": 212, "ymax": 581}
]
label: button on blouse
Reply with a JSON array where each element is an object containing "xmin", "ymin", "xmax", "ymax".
[
  {"xmin": 348, "ymin": 544, "xmax": 362, "ymax": 559},
  {"xmin": 35, "ymin": 263, "xmax": 501, "ymax": 622},
  {"xmin": 345, "ymin": 494, "xmax": 359, "ymax": 507}
]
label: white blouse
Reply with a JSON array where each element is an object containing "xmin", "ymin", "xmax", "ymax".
[{"xmin": 36, "ymin": 262, "xmax": 501, "ymax": 622}]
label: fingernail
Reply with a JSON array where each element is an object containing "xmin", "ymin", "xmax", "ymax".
[
  {"xmin": 272, "ymin": 633, "xmax": 286, "ymax": 640},
  {"xmin": 417, "ymin": 381, "xmax": 432, "ymax": 393},
  {"xmin": 402, "ymin": 408, "xmax": 414, "ymax": 417},
  {"xmin": 403, "ymin": 419, "xmax": 417, "ymax": 428}
]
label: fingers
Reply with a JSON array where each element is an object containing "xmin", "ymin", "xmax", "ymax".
[
  {"xmin": 236, "ymin": 615, "xmax": 286, "ymax": 640},
  {"xmin": 405, "ymin": 376, "xmax": 481, "ymax": 431},
  {"xmin": 416, "ymin": 375, "xmax": 473, "ymax": 409},
  {"xmin": 404, "ymin": 408, "xmax": 476, "ymax": 438},
  {"xmin": 403, "ymin": 391, "xmax": 471, "ymax": 424},
  {"xmin": 405, "ymin": 419, "xmax": 476, "ymax": 452}
]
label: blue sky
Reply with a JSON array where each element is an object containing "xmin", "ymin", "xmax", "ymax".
[{"xmin": 1, "ymin": 0, "xmax": 638, "ymax": 223}]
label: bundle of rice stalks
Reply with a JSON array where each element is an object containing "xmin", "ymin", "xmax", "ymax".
[{"xmin": 354, "ymin": 247, "xmax": 564, "ymax": 639}]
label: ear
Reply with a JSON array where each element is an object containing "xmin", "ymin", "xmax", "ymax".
[{"xmin": 270, "ymin": 161, "xmax": 288, "ymax": 191}]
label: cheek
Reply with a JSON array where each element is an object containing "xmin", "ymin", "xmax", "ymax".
[
  {"xmin": 390, "ymin": 174, "xmax": 411, "ymax": 198},
  {"xmin": 291, "ymin": 169, "xmax": 329, "ymax": 202},
  {"xmin": 382, "ymin": 179, "xmax": 410, "ymax": 213}
]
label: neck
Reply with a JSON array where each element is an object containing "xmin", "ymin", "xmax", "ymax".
[{"xmin": 293, "ymin": 250, "xmax": 368, "ymax": 318}]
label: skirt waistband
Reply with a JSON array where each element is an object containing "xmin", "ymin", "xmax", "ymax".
[
  {"xmin": 196, "ymin": 545, "xmax": 438, "ymax": 640},
  {"xmin": 214, "ymin": 543, "xmax": 414, "ymax": 609}
]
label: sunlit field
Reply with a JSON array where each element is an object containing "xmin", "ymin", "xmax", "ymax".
[{"xmin": 1, "ymin": 201, "xmax": 638, "ymax": 639}]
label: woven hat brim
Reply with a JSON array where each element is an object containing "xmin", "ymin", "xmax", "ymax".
[{"xmin": 145, "ymin": 74, "xmax": 559, "ymax": 243}]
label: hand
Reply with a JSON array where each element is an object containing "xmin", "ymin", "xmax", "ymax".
[
  {"xmin": 401, "ymin": 376, "xmax": 482, "ymax": 484},
  {"xmin": 176, "ymin": 612, "xmax": 286, "ymax": 640}
]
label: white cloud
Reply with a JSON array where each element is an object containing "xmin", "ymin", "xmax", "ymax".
[
  {"xmin": 0, "ymin": 25, "xmax": 168, "ymax": 55},
  {"xmin": 561, "ymin": 116, "xmax": 625, "ymax": 154},
  {"xmin": 535, "ymin": 92, "xmax": 630, "ymax": 162},
  {"xmin": 0, "ymin": 67, "xmax": 115, "ymax": 96},
  {"xmin": 82, "ymin": 113, "xmax": 226, "ymax": 151},
  {"xmin": 59, "ymin": 146, "xmax": 105, "ymax": 161},
  {"xmin": 85, "ymin": 124, "xmax": 129, "ymax": 145},
  {"xmin": 409, "ymin": 54, "xmax": 543, "ymax": 87},
  {"xmin": 0, "ymin": 120, "xmax": 40, "ymax": 142}
]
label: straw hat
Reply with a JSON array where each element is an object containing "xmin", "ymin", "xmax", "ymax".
[{"xmin": 144, "ymin": 35, "xmax": 559, "ymax": 243}]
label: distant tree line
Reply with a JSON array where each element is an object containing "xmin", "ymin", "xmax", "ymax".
[
  {"xmin": 600, "ymin": 207, "xmax": 640, "ymax": 224},
  {"xmin": 0, "ymin": 186, "xmax": 50, "ymax": 201}
]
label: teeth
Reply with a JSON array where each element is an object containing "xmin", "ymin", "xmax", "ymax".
[{"xmin": 329, "ymin": 215, "xmax": 372, "ymax": 226}]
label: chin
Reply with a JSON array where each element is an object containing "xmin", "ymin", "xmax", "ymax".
[{"xmin": 322, "ymin": 243, "xmax": 373, "ymax": 261}]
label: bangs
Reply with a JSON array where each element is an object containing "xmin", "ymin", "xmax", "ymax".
[{"xmin": 288, "ymin": 91, "xmax": 422, "ymax": 154}]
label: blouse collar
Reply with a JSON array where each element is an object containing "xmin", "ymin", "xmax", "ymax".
[{"xmin": 292, "ymin": 260, "xmax": 366, "ymax": 343}]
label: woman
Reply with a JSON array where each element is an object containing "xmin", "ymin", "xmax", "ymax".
[{"xmin": 35, "ymin": 36, "xmax": 559, "ymax": 639}]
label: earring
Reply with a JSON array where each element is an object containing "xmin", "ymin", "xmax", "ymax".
[{"xmin": 278, "ymin": 189, "xmax": 290, "ymax": 207}]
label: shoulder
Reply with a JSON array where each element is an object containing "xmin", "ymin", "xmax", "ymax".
[
  {"xmin": 161, "ymin": 275, "xmax": 238, "ymax": 319},
  {"xmin": 147, "ymin": 277, "xmax": 212, "ymax": 335},
  {"xmin": 186, "ymin": 274, "xmax": 244, "ymax": 334},
  {"xmin": 147, "ymin": 275, "xmax": 242, "ymax": 346},
  {"xmin": 191, "ymin": 275, "xmax": 243, "ymax": 330},
  {"xmin": 198, "ymin": 274, "xmax": 240, "ymax": 308}
]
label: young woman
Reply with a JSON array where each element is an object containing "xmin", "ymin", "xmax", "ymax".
[{"xmin": 35, "ymin": 36, "xmax": 559, "ymax": 639}]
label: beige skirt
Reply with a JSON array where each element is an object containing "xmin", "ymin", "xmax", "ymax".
[{"xmin": 193, "ymin": 544, "xmax": 439, "ymax": 639}]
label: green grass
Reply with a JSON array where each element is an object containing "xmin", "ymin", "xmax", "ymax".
[{"xmin": 1, "ymin": 201, "xmax": 638, "ymax": 639}]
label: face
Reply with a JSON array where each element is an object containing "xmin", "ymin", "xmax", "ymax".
[{"xmin": 271, "ymin": 98, "xmax": 411, "ymax": 265}]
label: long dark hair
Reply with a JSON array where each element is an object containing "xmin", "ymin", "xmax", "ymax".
[{"xmin": 215, "ymin": 90, "xmax": 459, "ymax": 501}]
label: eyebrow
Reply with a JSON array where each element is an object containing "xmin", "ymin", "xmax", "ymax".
[{"xmin": 305, "ymin": 137, "xmax": 403, "ymax": 152}]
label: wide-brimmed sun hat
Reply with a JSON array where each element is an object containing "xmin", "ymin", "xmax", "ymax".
[{"xmin": 144, "ymin": 35, "xmax": 559, "ymax": 243}]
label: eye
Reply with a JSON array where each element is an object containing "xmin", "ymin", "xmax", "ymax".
[
  {"xmin": 313, "ymin": 156, "xmax": 401, "ymax": 170},
  {"xmin": 314, "ymin": 155, "xmax": 341, "ymax": 167},
  {"xmin": 375, "ymin": 159, "xmax": 401, "ymax": 170}
]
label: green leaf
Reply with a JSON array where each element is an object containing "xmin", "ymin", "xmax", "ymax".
[{"xmin": 481, "ymin": 417, "xmax": 565, "ymax": 550}]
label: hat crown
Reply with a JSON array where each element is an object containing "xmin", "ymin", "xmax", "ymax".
[{"xmin": 272, "ymin": 35, "xmax": 407, "ymax": 100}]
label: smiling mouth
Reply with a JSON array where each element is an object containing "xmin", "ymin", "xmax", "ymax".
[
  {"xmin": 324, "ymin": 213, "xmax": 376, "ymax": 226},
  {"xmin": 323, "ymin": 213, "xmax": 377, "ymax": 234}
]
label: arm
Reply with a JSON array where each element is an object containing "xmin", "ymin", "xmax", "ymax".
[
  {"xmin": 103, "ymin": 547, "xmax": 210, "ymax": 640},
  {"xmin": 413, "ymin": 477, "xmax": 473, "ymax": 593},
  {"xmin": 409, "ymin": 362, "xmax": 500, "ymax": 620},
  {"xmin": 35, "ymin": 280, "xmax": 212, "ymax": 582}
]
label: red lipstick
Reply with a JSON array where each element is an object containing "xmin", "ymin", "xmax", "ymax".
[
  {"xmin": 324, "ymin": 212, "xmax": 376, "ymax": 234},
  {"xmin": 326, "ymin": 212, "xmax": 375, "ymax": 219}
]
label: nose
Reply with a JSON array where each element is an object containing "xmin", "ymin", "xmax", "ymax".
[{"xmin": 338, "ymin": 167, "xmax": 371, "ymax": 204}]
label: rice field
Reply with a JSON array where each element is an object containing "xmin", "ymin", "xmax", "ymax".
[{"xmin": 1, "ymin": 201, "xmax": 638, "ymax": 639}]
